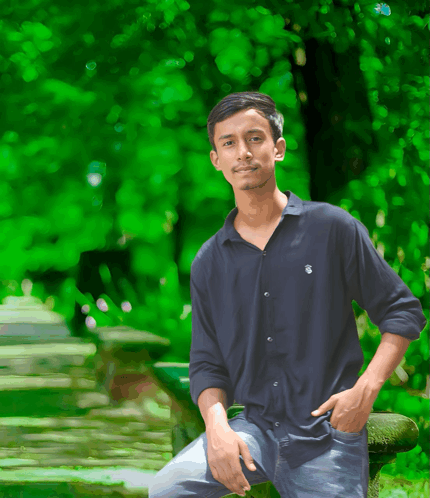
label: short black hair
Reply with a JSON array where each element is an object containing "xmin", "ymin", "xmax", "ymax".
[{"xmin": 207, "ymin": 91, "xmax": 284, "ymax": 154}]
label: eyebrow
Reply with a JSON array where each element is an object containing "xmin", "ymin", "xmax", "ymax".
[{"xmin": 218, "ymin": 128, "xmax": 266, "ymax": 141}]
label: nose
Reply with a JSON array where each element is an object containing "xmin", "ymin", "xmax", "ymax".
[{"xmin": 237, "ymin": 140, "xmax": 252, "ymax": 159}]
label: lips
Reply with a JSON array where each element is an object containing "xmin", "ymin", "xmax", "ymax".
[{"xmin": 235, "ymin": 167, "xmax": 257, "ymax": 173}]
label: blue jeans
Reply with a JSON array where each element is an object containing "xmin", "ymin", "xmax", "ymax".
[{"xmin": 149, "ymin": 412, "xmax": 369, "ymax": 498}]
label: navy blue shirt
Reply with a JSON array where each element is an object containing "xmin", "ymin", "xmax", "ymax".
[{"xmin": 189, "ymin": 190, "xmax": 427, "ymax": 470}]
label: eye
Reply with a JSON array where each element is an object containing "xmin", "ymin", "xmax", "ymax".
[{"xmin": 223, "ymin": 137, "xmax": 261, "ymax": 146}]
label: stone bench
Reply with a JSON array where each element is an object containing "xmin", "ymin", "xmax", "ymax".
[
  {"xmin": 0, "ymin": 322, "xmax": 172, "ymax": 498},
  {"xmin": 150, "ymin": 361, "xmax": 420, "ymax": 498}
]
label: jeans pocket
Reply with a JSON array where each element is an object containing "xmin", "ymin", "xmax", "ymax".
[{"xmin": 329, "ymin": 422, "xmax": 363, "ymax": 439}]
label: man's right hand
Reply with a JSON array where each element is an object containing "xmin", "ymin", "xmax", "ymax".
[{"xmin": 206, "ymin": 425, "xmax": 257, "ymax": 497}]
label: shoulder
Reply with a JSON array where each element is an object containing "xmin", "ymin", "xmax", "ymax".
[
  {"xmin": 301, "ymin": 199, "xmax": 355, "ymax": 229},
  {"xmin": 301, "ymin": 201, "xmax": 370, "ymax": 248},
  {"xmin": 190, "ymin": 233, "xmax": 218, "ymax": 282}
]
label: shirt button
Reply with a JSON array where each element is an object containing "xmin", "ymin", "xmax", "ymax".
[
  {"xmin": 275, "ymin": 422, "xmax": 280, "ymax": 427},
  {"xmin": 263, "ymin": 251, "xmax": 266, "ymax": 256},
  {"xmin": 264, "ymin": 291, "xmax": 270, "ymax": 297},
  {"xmin": 267, "ymin": 337, "xmax": 273, "ymax": 342},
  {"xmin": 273, "ymin": 381, "xmax": 278, "ymax": 386}
]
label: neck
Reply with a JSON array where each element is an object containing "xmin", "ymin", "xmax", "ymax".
[{"xmin": 235, "ymin": 188, "xmax": 288, "ymax": 229}]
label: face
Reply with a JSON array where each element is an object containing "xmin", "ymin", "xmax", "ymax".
[{"xmin": 210, "ymin": 108, "xmax": 286, "ymax": 192}]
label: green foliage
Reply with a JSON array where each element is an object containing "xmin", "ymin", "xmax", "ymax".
[{"xmin": 0, "ymin": 0, "xmax": 428, "ymax": 483}]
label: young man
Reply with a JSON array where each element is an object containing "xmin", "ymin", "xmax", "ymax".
[{"xmin": 149, "ymin": 92, "xmax": 427, "ymax": 498}]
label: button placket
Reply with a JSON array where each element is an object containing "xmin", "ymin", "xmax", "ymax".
[
  {"xmin": 263, "ymin": 260, "xmax": 278, "ymax": 416},
  {"xmin": 266, "ymin": 294, "xmax": 274, "ymax": 346}
]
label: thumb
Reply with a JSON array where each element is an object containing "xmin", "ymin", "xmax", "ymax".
[{"xmin": 239, "ymin": 441, "xmax": 257, "ymax": 471}]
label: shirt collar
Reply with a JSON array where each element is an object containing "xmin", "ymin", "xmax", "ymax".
[{"xmin": 219, "ymin": 190, "xmax": 304, "ymax": 245}]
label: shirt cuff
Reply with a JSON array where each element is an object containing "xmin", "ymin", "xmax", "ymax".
[{"xmin": 190, "ymin": 375, "xmax": 235, "ymax": 410}]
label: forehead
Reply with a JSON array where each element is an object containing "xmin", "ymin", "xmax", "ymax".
[{"xmin": 215, "ymin": 109, "xmax": 269, "ymax": 138}]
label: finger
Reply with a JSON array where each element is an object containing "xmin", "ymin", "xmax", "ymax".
[
  {"xmin": 217, "ymin": 462, "xmax": 245, "ymax": 496},
  {"xmin": 232, "ymin": 466, "xmax": 250, "ymax": 495},
  {"xmin": 224, "ymin": 461, "xmax": 250, "ymax": 496},
  {"xmin": 240, "ymin": 442, "xmax": 256, "ymax": 471}
]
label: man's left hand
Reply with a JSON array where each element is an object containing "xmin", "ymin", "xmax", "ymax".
[{"xmin": 311, "ymin": 382, "xmax": 378, "ymax": 433}]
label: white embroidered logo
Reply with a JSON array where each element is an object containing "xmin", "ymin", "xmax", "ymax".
[{"xmin": 305, "ymin": 264, "xmax": 312, "ymax": 274}]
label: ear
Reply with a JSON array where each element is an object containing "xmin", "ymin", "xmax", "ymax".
[
  {"xmin": 210, "ymin": 149, "xmax": 221, "ymax": 171},
  {"xmin": 274, "ymin": 138, "xmax": 286, "ymax": 163}
]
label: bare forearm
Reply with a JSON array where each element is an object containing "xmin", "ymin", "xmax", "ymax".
[
  {"xmin": 198, "ymin": 387, "xmax": 230, "ymax": 434},
  {"xmin": 356, "ymin": 332, "xmax": 411, "ymax": 393}
]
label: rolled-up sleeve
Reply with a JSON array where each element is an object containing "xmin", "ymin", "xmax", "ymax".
[
  {"xmin": 342, "ymin": 216, "xmax": 427, "ymax": 341},
  {"xmin": 189, "ymin": 260, "xmax": 235, "ymax": 409}
]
